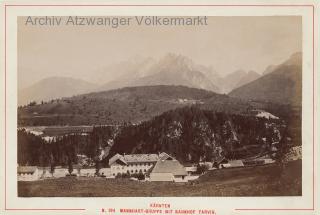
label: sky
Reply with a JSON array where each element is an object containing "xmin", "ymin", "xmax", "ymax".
[{"xmin": 18, "ymin": 16, "xmax": 302, "ymax": 89}]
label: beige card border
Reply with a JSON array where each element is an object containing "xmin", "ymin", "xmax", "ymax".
[{"xmin": 0, "ymin": 1, "xmax": 319, "ymax": 215}]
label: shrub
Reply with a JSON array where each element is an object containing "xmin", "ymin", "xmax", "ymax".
[
  {"xmin": 66, "ymin": 173, "xmax": 77, "ymax": 177},
  {"xmin": 196, "ymin": 164, "xmax": 209, "ymax": 174},
  {"xmin": 137, "ymin": 173, "xmax": 145, "ymax": 180}
]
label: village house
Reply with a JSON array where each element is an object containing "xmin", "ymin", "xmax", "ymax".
[
  {"xmin": 100, "ymin": 168, "xmax": 112, "ymax": 177},
  {"xmin": 108, "ymin": 152, "xmax": 173, "ymax": 176},
  {"xmin": 184, "ymin": 166, "xmax": 199, "ymax": 181},
  {"xmin": 149, "ymin": 159, "xmax": 188, "ymax": 182},
  {"xmin": 80, "ymin": 168, "xmax": 96, "ymax": 177},
  {"xmin": 17, "ymin": 166, "xmax": 39, "ymax": 181},
  {"xmin": 220, "ymin": 160, "xmax": 244, "ymax": 168},
  {"xmin": 185, "ymin": 166, "xmax": 197, "ymax": 175},
  {"xmin": 39, "ymin": 165, "xmax": 85, "ymax": 179}
]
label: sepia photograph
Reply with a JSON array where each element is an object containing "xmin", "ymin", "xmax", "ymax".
[{"xmin": 17, "ymin": 16, "xmax": 302, "ymax": 197}]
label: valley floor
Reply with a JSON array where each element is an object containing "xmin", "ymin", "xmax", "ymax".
[{"xmin": 18, "ymin": 160, "xmax": 301, "ymax": 197}]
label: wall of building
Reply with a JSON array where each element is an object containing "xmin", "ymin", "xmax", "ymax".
[
  {"xmin": 186, "ymin": 175, "xmax": 199, "ymax": 181},
  {"xmin": 17, "ymin": 169, "xmax": 39, "ymax": 181},
  {"xmin": 263, "ymin": 158, "xmax": 276, "ymax": 164},
  {"xmin": 150, "ymin": 173, "xmax": 173, "ymax": 182},
  {"xmin": 110, "ymin": 163, "xmax": 127, "ymax": 176},
  {"xmin": 126, "ymin": 162, "xmax": 154, "ymax": 174},
  {"xmin": 173, "ymin": 175, "xmax": 188, "ymax": 183},
  {"xmin": 110, "ymin": 162, "xmax": 155, "ymax": 176},
  {"xmin": 53, "ymin": 168, "xmax": 68, "ymax": 177},
  {"xmin": 80, "ymin": 168, "xmax": 96, "ymax": 177},
  {"xmin": 100, "ymin": 168, "xmax": 111, "ymax": 176}
]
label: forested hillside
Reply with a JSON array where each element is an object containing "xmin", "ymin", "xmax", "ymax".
[
  {"xmin": 110, "ymin": 106, "xmax": 291, "ymax": 163},
  {"xmin": 18, "ymin": 85, "xmax": 293, "ymax": 126},
  {"xmin": 18, "ymin": 85, "xmax": 235, "ymax": 126},
  {"xmin": 18, "ymin": 106, "xmax": 295, "ymax": 167},
  {"xmin": 18, "ymin": 126, "xmax": 116, "ymax": 167}
]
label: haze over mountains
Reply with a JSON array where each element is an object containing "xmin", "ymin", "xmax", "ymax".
[
  {"xmin": 229, "ymin": 52, "xmax": 302, "ymax": 105},
  {"xmin": 18, "ymin": 77, "xmax": 96, "ymax": 106},
  {"xmin": 18, "ymin": 52, "xmax": 301, "ymax": 106},
  {"xmin": 221, "ymin": 70, "xmax": 261, "ymax": 93}
]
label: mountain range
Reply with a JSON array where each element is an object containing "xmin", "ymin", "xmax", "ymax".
[
  {"xmin": 18, "ymin": 77, "xmax": 96, "ymax": 106},
  {"xmin": 18, "ymin": 84, "xmax": 294, "ymax": 127},
  {"xmin": 19, "ymin": 53, "xmax": 267, "ymax": 106},
  {"xmin": 19, "ymin": 52, "xmax": 301, "ymax": 108},
  {"xmin": 221, "ymin": 70, "xmax": 261, "ymax": 93},
  {"xmin": 229, "ymin": 52, "xmax": 302, "ymax": 106},
  {"xmin": 17, "ymin": 85, "xmax": 237, "ymax": 126}
]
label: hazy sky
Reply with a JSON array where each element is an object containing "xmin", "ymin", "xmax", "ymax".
[{"xmin": 18, "ymin": 16, "xmax": 301, "ymax": 89}]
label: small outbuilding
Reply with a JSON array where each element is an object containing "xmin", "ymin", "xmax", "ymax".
[
  {"xmin": 228, "ymin": 160, "xmax": 244, "ymax": 168},
  {"xmin": 17, "ymin": 166, "xmax": 39, "ymax": 181}
]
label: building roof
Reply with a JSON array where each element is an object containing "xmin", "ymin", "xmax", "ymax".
[
  {"xmin": 159, "ymin": 152, "xmax": 174, "ymax": 161},
  {"xmin": 151, "ymin": 160, "xmax": 187, "ymax": 176},
  {"xmin": 228, "ymin": 160, "xmax": 244, "ymax": 167},
  {"xmin": 109, "ymin": 153, "xmax": 159, "ymax": 165},
  {"xmin": 17, "ymin": 166, "xmax": 37, "ymax": 173},
  {"xmin": 109, "ymin": 154, "xmax": 127, "ymax": 165},
  {"xmin": 123, "ymin": 154, "xmax": 159, "ymax": 163}
]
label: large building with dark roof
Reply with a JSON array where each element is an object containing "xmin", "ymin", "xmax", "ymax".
[{"xmin": 108, "ymin": 152, "xmax": 173, "ymax": 176}]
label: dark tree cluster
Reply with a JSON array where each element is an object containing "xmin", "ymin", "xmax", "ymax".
[
  {"xmin": 110, "ymin": 106, "xmax": 291, "ymax": 163},
  {"xmin": 18, "ymin": 126, "xmax": 116, "ymax": 167}
]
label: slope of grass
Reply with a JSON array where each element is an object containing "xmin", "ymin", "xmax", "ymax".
[{"xmin": 18, "ymin": 160, "xmax": 301, "ymax": 197}]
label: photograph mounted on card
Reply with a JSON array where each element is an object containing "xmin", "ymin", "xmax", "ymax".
[
  {"xmin": 0, "ymin": 1, "xmax": 318, "ymax": 215},
  {"xmin": 17, "ymin": 15, "xmax": 302, "ymax": 197}
]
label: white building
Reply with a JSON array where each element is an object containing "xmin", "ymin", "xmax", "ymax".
[
  {"xmin": 17, "ymin": 166, "xmax": 39, "ymax": 181},
  {"xmin": 185, "ymin": 166, "xmax": 197, "ymax": 175},
  {"xmin": 80, "ymin": 168, "xmax": 96, "ymax": 177},
  {"xmin": 108, "ymin": 152, "xmax": 173, "ymax": 176},
  {"xmin": 224, "ymin": 160, "xmax": 244, "ymax": 168},
  {"xmin": 52, "ymin": 167, "xmax": 68, "ymax": 177},
  {"xmin": 100, "ymin": 168, "xmax": 112, "ymax": 177}
]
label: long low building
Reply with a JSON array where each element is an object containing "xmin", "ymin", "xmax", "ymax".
[
  {"xmin": 17, "ymin": 166, "xmax": 112, "ymax": 181},
  {"xmin": 17, "ymin": 166, "xmax": 39, "ymax": 181}
]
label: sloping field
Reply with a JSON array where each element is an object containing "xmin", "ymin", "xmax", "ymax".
[{"xmin": 18, "ymin": 160, "xmax": 301, "ymax": 197}]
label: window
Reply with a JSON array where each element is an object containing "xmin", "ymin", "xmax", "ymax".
[{"xmin": 144, "ymin": 169, "xmax": 146, "ymax": 172}]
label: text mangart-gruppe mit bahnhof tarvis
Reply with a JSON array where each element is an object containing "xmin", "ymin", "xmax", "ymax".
[{"xmin": 24, "ymin": 16, "xmax": 209, "ymax": 28}]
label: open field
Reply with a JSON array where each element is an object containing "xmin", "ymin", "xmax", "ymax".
[{"xmin": 18, "ymin": 160, "xmax": 301, "ymax": 197}]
